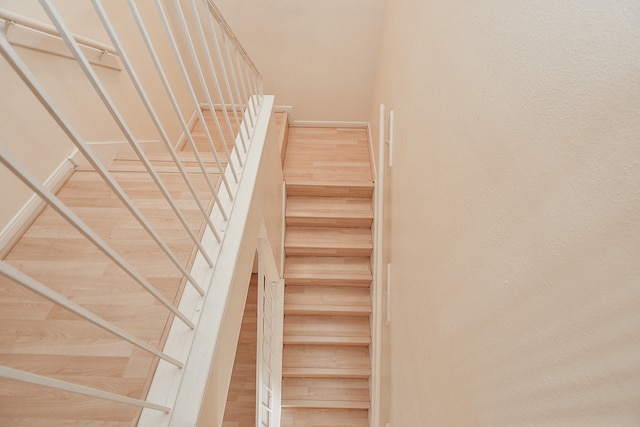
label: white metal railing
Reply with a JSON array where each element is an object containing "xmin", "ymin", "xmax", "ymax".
[{"xmin": 0, "ymin": 0, "xmax": 270, "ymax": 423}]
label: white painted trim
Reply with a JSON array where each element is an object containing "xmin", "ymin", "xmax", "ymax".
[
  {"xmin": 386, "ymin": 263, "xmax": 392, "ymax": 324},
  {"xmin": 0, "ymin": 10, "xmax": 121, "ymax": 70},
  {"xmin": 367, "ymin": 121, "xmax": 377, "ymax": 181},
  {"xmin": 175, "ymin": 107, "xmax": 200, "ymax": 151},
  {"xmin": 70, "ymin": 140, "xmax": 163, "ymax": 170},
  {"xmin": 387, "ymin": 110, "xmax": 395, "ymax": 168},
  {"xmin": 291, "ymin": 120, "xmax": 369, "ymax": 128},
  {"xmin": 0, "ymin": 153, "xmax": 75, "ymax": 255},
  {"xmin": 281, "ymin": 180, "xmax": 287, "ymax": 275},
  {"xmin": 138, "ymin": 95, "xmax": 275, "ymax": 427},
  {"xmin": 370, "ymin": 104, "xmax": 386, "ymax": 427},
  {"xmin": 274, "ymin": 105, "xmax": 294, "ymax": 125},
  {"xmin": 199, "ymin": 102, "xmax": 247, "ymax": 112}
]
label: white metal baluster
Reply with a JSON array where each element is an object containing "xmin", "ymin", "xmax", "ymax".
[
  {"xmin": 0, "ymin": 24, "xmax": 205, "ymax": 297},
  {"xmin": 236, "ymin": 42, "xmax": 259, "ymax": 121},
  {"xmin": 246, "ymin": 56, "xmax": 261, "ymax": 108},
  {"xmin": 202, "ymin": 1, "xmax": 248, "ymax": 153},
  {"xmin": 235, "ymin": 44, "xmax": 257, "ymax": 127},
  {"xmin": 249, "ymin": 71, "xmax": 261, "ymax": 109},
  {"xmin": 40, "ymin": 0, "xmax": 214, "ymax": 269},
  {"xmin": 237, "ymin": 45, "xmax": 256, "ymax": 128},
  {"xmin": 0, "ymin": 261, "xmax": 184, "ymax": 367},
  {"xmin": 126, "ymin": 0, "xmax": 228, "ymax": 223},
  {"xmin": 91, "ymin": 0, "xmax": 222, "ymax": 244},
  {"xmin": 225, "ymin": 32, "xmax": 254, "ymax": 130},
  {"xmin": 219, "ymin": 24, "xmax": 253, "ymax": 147},
  {"xmin": 0, "ymin": 146, "xmax": 194, "ymax": 329},
  {"xmin": 172, "ymin": 0, "xmax": 239, "ymax": 178},
  {"xmin": 188, "ymin": 0, "xmax": 243, "ymax": 166},
  {"xmin": 0, "ymin": 365, "xmax": 171, "ymax": 412},
  {"xmin": 150, "ymin": 0, "xmax": 235, "ymax": 198},
  {"xmin": 219, "ymin": 25, "xmax": 252, "ymax": 144}
]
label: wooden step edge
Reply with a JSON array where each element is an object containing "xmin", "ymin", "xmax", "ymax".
[
  {"xmin": 282, "ymin": 367, "xmax": 371, "ymax": 379},
  {"xmin": 286, "ymin": 210, "xmax": 373, "ymax": 219},
  {"xmin": 284, "ymin": 278, "xmax": 372, "ymax": 287},
  {"xmin": 283, "ymin": 336, "xmax": 371, "ymax": 346},
  {"xmin": 281, "ymin": 399, "xmax": 370, "ymax": 410},
  {"xmin": 285, "ymin": 217, "xmax": 373, "ymax": 229},
  {"xmin": 284, "ymin": 304, "xmax": 371, "ymax": 316},
  {"xmin": 285, "ymin": 247, "xmax": 373, "ymax": 257},
  {"xmin": 285, "ymin": 241, "xmax": 373, "ymax": 250}
]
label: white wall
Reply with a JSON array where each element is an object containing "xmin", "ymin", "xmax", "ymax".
[
  {"xmin": 371, "ymin": 1, "xmax": 640, "ymax": 425},
  {"xmin": 215, "ymin": 0, "xmax": 386, "ymax": 122}
]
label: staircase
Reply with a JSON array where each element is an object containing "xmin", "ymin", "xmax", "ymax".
[
  {"xmin": 281, "ymin": 127, "xmax": 374, "ymax": 426},
  {"xmin": 0, "ymin": 109, "xmax": 274, "ymax": 426}
]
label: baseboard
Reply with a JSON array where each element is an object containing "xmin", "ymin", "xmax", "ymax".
[
  {"xmin": 0, "ymin": 155, "xmax": 76, "ymax": 258},
  {"xmin": 274, "ymin": 105, "xmax": 294, "ymax": 126},
  {"xmin": 175, "ymin": 109, "xmax": 200, "ymax": 152},
  {"xmin": 71, "ymin": 140, "xmax": 163, "ymax": 170}
]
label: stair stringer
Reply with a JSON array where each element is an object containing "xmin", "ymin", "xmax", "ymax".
[{"xmin": 138, "ymin": 96, "xmax": 284, "ymax": 427}]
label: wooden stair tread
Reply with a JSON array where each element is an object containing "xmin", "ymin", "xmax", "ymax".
[
  {"xmin": 286, "ymin": 180, "xmax": 373, "ymax": 198},
  {"xmin": 281, "ymin": 400, "xmax": 370, "ymax": 409},
  {"xmin": 284, "ymin": 256, "xmax": 372, "ymax": 286},
  {"xmin": 284, "ymin": 286, "xmax": 371, "ymax": 315},
  {"xmin": 286, "ymin": 196, "xmax": 373, "ymax": 228},
  {"xmin": 285, "ymin": 227, "xmax": 372, "ymax": 257},
  {"xmin": 282, "ymin": 377, "xmax": 369, "ymax": 403},
  {"xmin": 284, "ymin": 315, "xmax": 370, "ymax": 337},
  {"xmin": 283, "ymin": 127, "xmax": 372, "ymax": 183},
  {"xmin": 281, "ymin": 408, "xmax": 369, "ymax": 427},
  {"xmin": 284, "ymin": 315, "xmax": 371, "ymax": 346},
  {"xmin": 283, "ymin": 345, "xmax": 370, "ymax": 372}
]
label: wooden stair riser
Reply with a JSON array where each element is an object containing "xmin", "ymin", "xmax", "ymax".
[{"xmin": 286, "ymin": 182, "xmax": 373, "ymax": 198}]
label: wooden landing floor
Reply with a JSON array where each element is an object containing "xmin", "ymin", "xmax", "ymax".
[
  {"xmin": 0, "ymin": 109, "xmax": 283, "ymax": 426},
  {"xmin": 0, "ymin": 108, "xmax": 276, "ymax": 426}
]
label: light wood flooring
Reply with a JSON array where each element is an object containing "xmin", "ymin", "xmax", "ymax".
[
  {"xmin": 221, "ymin": 274, "xmax": 257, "ymax": 427},
  {"xmin": 282, "ymin": 127, "xmax": 374, "ymax": 427},
  {"xmin": 0, "ymin": 109, "xmax": 274, "ymax": 426}
]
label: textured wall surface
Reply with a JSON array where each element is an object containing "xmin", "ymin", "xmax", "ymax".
[
  {"xmin": 370, "ymin": 1, "xmax": 640, "ymax": 425},
  {"xmin": 215, "ymin": 0, "xmax": 387, "ymax": 122}
]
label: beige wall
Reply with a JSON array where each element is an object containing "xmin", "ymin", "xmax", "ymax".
[
  {"xmin": 0, "ymin": 0, "xmax": 193, "ymax": 227},
  {"xmin": 371, "ymin": 1, "xmax": 640, "ymax": 425},
  {"xmin": 214, "ymin": 0, "xmax": 386, "ymax": 122}
]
